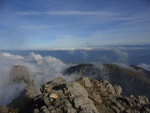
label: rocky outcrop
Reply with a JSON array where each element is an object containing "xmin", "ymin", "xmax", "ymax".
[
  {"xmin": 0, "ymin": 106, "xmax": 19, "ymax": 113},
  {"xmin": 0, "ymin": 65, "xmax": 36, "ymax": 113},
  {"xmin": 0, "ymin": 81, "xmax": 38, "ymax": 113},
  {"xmin": 65, "ymin": 64, "xmax": 150, "ymax": 99},
  {"xmin": 1, "ymin": 63, "xmax": 150, "ymax": 113},
  {"xmin": 33, "ymin": 77, "xmax": 99, "ymax": 113},
  {"xmin": 10, "ymin": 65, "xmax": 30, "ymax": 84},
  {"xmin": 31, "ymin": 77, "xmax": 150, "ymax": 113},
  {"xmin": 0, "ymin": 106, "xmax": 9, "ymax": 113},
  {"xmin": 0, "ymin": 77, "xmax": 150, "ymax": 113},
  {"xmin": 6, "ymin": 80, "xmax": 37, "ymax": 113},
  {"xmin": 77, "ymin": 77, "xmax": 150, "ymax": 113}
]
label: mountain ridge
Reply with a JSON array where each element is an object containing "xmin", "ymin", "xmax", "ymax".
[
  {"xmin": 65, "ymin": 63, "xmax": 150, "ymax": 99},
  {"xmin": 0, "ymin": 64, "xmax": 150, "ymax": 113}
]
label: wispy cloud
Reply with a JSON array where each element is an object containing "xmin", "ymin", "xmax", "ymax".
[
  {"xmin": 45, "ymin": 11, "xmax": 114, "ymax": 16},
  {"xmin": 15, "ymin": 10, "xmax": 116, "ymax": 16},
  {"xmin": 19, "ymin": 25, "xmax": 52, "ymax": 30}
]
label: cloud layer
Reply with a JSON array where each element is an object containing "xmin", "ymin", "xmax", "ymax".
[
  {"xmin": 0, "ymin": 52, "xmax": 69, "ymax": 105},
  {"xmin": 0, "ymin": 47, "xmax": 150, "ymax": 105}
]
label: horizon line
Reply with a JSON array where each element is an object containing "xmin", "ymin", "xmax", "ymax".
[{"xmin": 0, "ymin": 45, "xmax": 150, "ymax": 51}]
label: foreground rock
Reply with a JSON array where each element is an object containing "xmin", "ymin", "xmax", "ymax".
[
  {"xmin": 33, "ymin": 77, "xmax": 150, "ymax": 113},
  {"xmin": 1, "ymin": 77, "xmax": 150, "ymax": 113}
]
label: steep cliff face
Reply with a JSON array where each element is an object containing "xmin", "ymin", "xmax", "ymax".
[{"xmin": 65, "ymin": 64, "xmax": 150, "ymax": 99}]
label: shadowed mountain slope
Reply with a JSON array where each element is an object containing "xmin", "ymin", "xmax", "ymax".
[{"xmin": 65, "ymin": 64, "xmax": 150, "ymax": 99}]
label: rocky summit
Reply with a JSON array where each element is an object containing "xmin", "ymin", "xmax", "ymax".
[{"xmin": 1, "ymin": 76, "xmax": 150, "ymax": 113}]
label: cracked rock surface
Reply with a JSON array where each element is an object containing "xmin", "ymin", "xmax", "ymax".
[
  {"xmin": 0, "ymin": 77, "xmax": 150, "ymax": 113},
  {"xmin": 32, "ymin": 77, "xmax": 150, "ymax": 113}
]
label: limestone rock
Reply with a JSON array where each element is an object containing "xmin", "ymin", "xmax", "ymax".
[
  {"xmin": 31, "ymin": 77, "xmax": 150, "ymax": 113},
  {"xmin": 8, "ymin": 80, "xmax": 37, "ymax": 113},
  {"xmin": 77, "ymin": 77, "xmax": 94, "ymax": 88},
  {"xmin": 33, "ymin": 77, "xmax": 99, "ymax": 113},
  {"xmin": 0, "ymin": 106, "xmax": 9, "ymax": 113},
  {"xmin": 10, "ymin": 65, "xmax": 30, "ymax": 84},
  {"xmin": 23, "ymin": 80, "xmax": 38, "ymax": 98},
  {"xmin": 113, "ymin": 85, "xmax": 122, "ymax": 95},
  {"xmin": 1, "ymin": 76, "xmax": 150, "ymax": 113}
]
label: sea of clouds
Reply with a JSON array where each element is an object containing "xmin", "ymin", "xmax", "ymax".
[{"xmin": 0, "ymin": 49, "xmax": 150, "ymax": 105}]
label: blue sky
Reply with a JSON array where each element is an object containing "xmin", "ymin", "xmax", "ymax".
[{"xmin": 0, "ymin": 0, "xmax": 150, "ymax": 49}]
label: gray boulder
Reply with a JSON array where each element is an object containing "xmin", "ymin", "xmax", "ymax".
[
  {"xmin": 1, "ymin": 76, "xmax": 150, "ymax": 113},
  {"xmin": 32, "ymin": 77, "xmax": 150, "ymax": 113}
]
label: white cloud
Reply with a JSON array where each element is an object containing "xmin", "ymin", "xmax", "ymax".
[
  {"xmin": 138, "ymin": 63, "xmax": 150, "ymax": 71},
  {"xmin": 113, "ymin": 49, "xmax": 129, "ymax": 63},
  {"xmin": 0, "ymin": 52, "xmax": 70, "ymax": 105},
  {"xmin": 15, "ymin": 10, "xmax": 116, "ymax": 16},
  {"xmin": 45, "ymin": 11, "xmax": 115, "ymax": 16},
  {"xmin": 0, "ymin": 53, "xmax": 24, "ymax": 60}
]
